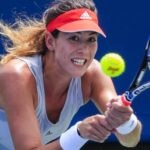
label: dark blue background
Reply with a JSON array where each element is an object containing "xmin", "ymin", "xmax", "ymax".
[{"xmin": 0, "ymin": 0, "xmax": 150, "ymax": 142}]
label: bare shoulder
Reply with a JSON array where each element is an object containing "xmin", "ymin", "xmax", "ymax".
[
  {"xmin": 0, "ymin": 59, "xmax": 36, "ymax": 108},
  {"xmin": 0, "ymin": 59, "xmax": 34, "ymax": 87},
  {"xmin": 81, "ymin": 59, "xmax": 107, "ymax": 101},
  {"xmin": 82, "ymin": 59, "xmax": 107, "ymax": 83},
  {"xmin": 82, "ymin": 59, "xmax": 116, "ymax": 111}
]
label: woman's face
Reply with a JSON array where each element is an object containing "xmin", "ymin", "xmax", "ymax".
[{"xmin": 51, "ymin": 31, "xmax": 98, "ymax": 77}]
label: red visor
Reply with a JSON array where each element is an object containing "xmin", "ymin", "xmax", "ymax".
[{"xmin": 46, "ymin": 8, "xmax": 106, "ymax": 37}]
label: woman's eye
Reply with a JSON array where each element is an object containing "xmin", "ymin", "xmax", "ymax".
[
  {"xmin": 69, "ymin": 36, "xmax": 79, "ymax": 41},
  {"xmin": 88, "ymin": 37, "xmax": 97, "ymax": 43}
]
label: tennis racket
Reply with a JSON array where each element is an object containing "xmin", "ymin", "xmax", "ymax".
[{"xmin": 121, "ymin": 36, "xmax": 150, "ymax": 106}]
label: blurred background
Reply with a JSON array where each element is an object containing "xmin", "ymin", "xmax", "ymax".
[{"xmin": 0, "ymin": 0, "xmax": 150, "ymax": 149}]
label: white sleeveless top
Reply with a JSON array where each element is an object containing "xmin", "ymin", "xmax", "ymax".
[{"xmin": 0, "ymin": 55, "xmax": 84, "ymax": 149}]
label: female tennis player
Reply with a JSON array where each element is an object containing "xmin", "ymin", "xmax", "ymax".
[{"xmin": 0, "ymin": 0, "xmax": 142, "ymax": 149}]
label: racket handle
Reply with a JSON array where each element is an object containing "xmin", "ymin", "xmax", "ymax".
[{"xmin": 121, "ymin": 95, "xmax": 131, "ymax": 106}]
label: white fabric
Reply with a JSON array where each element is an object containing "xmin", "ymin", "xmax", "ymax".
[
  {"xmin": 116, "ymin": 114, "xmax": 138, "ymax": 135},
  {"xmin": 0, "ymin": 55, "xmax": 84, "ymax": 149},
  {"xmin": 60, "ymin": 122, "xmax": 88, "ymax": 150}
]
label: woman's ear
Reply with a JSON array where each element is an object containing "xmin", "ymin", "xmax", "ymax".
[{"xmin": 45, "ymin": 31, "xmax": 55, "ymax": 51}]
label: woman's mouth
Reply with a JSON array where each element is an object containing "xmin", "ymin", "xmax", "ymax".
[{"xmin": 71, "ymin": 58, "xmax": 86, "ymax": 66}]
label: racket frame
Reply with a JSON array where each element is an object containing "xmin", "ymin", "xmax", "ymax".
[{"xmin": 123, "ymin": 37, "xmax": 150, "ymax": 105}]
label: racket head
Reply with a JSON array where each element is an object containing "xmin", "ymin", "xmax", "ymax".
[
  {"xmin": 128, "ymin": 37, "xmax": 150, "ymax": 91},
  {"xmin": 123, "ymin": 36, "xmax": 150, "ymax": 104}
]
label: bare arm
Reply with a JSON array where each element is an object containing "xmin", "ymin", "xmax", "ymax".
[
  {"xmin": 114, "ymin": 121, "xmax": 142, "ymax": 147},
  {"xmin": 105, "ymin": 96, "xmax": 142, "ymax": 147},
  {"xmin": 89, "ymin": 59, "xmax": 142, "ymax": 147},
  {"xmin": 0, "ymin": 61, "xmax": 62, "ymax": 150},
  {"xmin": 0, "ymin": 58, "xmax": 142, "ymax": 149},
  {"xmin": 0, "ymin": 60, "xmax": 94, "ymax": 150}
]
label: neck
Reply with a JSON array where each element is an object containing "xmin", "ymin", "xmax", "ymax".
[{"xmin": 42, "ymin": 53, "xmax": 72, "ymax": 96}]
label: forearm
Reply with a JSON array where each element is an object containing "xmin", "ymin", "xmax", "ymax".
[
  {"xmin": 102, "ymin": 95, "xmax": 142, "ymax": 147},
  {"xmin": 115, "ymin": 120, "xmax": 142, "ymax": 147}
]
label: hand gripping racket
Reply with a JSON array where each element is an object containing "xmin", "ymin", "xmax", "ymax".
[{"xmin": 122, "ymin": 36, "xmax": 150, "ymax": 106}]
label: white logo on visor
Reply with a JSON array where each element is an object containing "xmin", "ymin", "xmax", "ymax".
[{"xmin": 80, "ymin": 11, "xmax": 92, "ymax": 20}]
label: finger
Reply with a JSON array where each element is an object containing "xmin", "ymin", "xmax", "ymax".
[
  {"xmin": 109, "ymin": 96, "xmax": 133, "ymax": 113},
  {"xmin": 94, "ymin": 115, "xmax": 113, "ymax": 131},
  {"xmin": 90, "ymin": 120, "xmax": 110, "ymax": 138},
  {"xmin": 105, "ymin": 110, "xmax": 126, "ymax": 128},
  {"xmin": 111, "ymin": 100, "xmax": 133, "ymax": 114},
  {"xmin": 108, "ymin": 106, "xmax": 132, "ymax": 120},
  {"xmin": 88, "ymin": 115, "xmax": 112, "ymax": 138},
  {"xmin": 88, "ymin": 130, "xmax": 110, "ymax": 143}
]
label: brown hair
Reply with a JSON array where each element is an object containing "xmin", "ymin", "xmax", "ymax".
[{"xmin": 0, "ymin": 0, "xmax": 97, "ymax": 64}]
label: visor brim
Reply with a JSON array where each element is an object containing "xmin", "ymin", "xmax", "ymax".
[{"xmin": 57, "ymin": 20, "xmax": 106, "ymax": 38}]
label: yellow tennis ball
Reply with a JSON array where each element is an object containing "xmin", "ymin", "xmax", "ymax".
[{"xmin": 100, "ymin": 53, "xmax": 125, "ymax": 77}]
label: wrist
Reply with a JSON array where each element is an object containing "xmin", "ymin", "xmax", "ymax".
[
  {"xmin": 116, "ymin": 114, "xmax": 138, "ymax": 135},
  {"xmin": 59, "ymin": 121, "xmax": 88, "ymax": 150}
]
